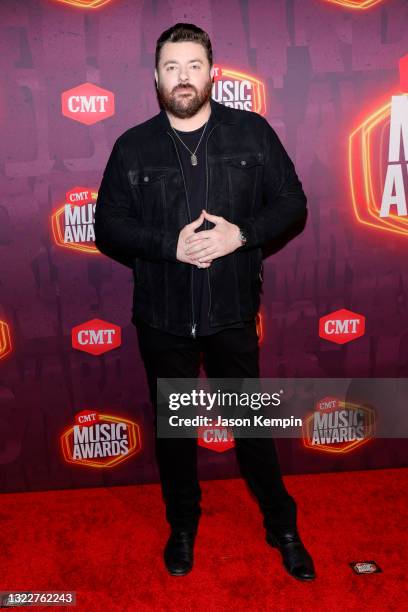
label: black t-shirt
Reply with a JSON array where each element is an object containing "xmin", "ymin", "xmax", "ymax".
[{"xmin": 173, "ymin": 111, "xmax": 252, "ymax": 336}]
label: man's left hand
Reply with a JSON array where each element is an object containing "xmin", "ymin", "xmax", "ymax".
[{"xmin": 184, "ymin": 209, "xmax": 242, "ymax": 264}]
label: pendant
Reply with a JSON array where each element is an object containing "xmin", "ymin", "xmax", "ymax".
[{"xmin": 191, "ymin": 154, "xmax": 198, "ymax": 166}]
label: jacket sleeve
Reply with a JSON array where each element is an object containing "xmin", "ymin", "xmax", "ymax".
[
  {"xmin": 94, "ymin": 139, "xmax": 179, "ymax": 264},
  {"xmin": 237, "ymin": 119, "xmax": 307, "ymax": 251}
]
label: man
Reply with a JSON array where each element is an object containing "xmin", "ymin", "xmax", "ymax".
[{"xmin": 95, "ymin": 23, "xmax": 315, "ymax": 580}]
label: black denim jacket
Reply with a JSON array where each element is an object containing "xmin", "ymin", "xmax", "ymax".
[{"xmin": 94, "ymin": 97, "xmax": 307, "ymax": 337}]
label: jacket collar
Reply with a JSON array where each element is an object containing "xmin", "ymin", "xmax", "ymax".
[{"xmin": 155, "ymin": 97, "xmax": 236, "ymax": 133}]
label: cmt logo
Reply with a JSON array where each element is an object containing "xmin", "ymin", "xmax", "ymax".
[
  {"xmin": 55, "ymin": 0, "xmax": 113, "ymax": 7},
  {"xmin": 197, "ymin": 425, "xmax": 235, "ymax": 453},
  {"xmin": 51, "ymin": 187, "xmax": 98, "ymax": 253},
  {"xmin": 61, "ymin": 410, "xmax": 142, "ymax": 468},
  {"xmin": 349, "ymin": 54, "xmax": 408, "ymax": 237},
  {"xmin": 72, "ymin": 319, "xmax": 121, "ymax": 355},
  {"xmin": 62, "ymin": 82, "xmax": 115, "ymax": 125},
  {"xmin": 319, "ymin": 309, "xmax": 365, "ymax": 345},
  {"xmin": 303, "ymin": 396, "xmax": 376, "ymax": 453},
  {"xmin": 0, "ymin": 321, "xmax": 12, "ymax": 360},
  {"xmin": 212, "ymin": 65, "xmax": 266, "ymax": 115},
  {"xmin": 325, "ymin": 0, "xmax": 384, "ymax": 8}
]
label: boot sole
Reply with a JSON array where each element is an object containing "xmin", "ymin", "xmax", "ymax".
[{"xmin": 165, "ymin": 565, "xmax": 193, "ymax": 576}]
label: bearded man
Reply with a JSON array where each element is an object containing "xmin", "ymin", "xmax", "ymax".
[{"xmin": 94, "ymin": 22, "xmax": 315, "ymax": 581}]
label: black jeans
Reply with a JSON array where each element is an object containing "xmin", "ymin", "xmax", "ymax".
[{"xmin": 135, "ymin": 317, "xmax": 297, "ymax": 534}]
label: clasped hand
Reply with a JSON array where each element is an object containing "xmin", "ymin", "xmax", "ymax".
[{"xmin": 176, "ymin": 210, "xmax": 241, "ymax": 268}]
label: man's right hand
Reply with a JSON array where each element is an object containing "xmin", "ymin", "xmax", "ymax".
[{"xmin": 176, "ymin": 211, "xmax": 211, "ymax": 268}]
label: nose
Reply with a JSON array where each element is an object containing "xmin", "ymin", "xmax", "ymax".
[{"xmin": 178, "ymin": 68, "xmax": 189, "ymax": 82}]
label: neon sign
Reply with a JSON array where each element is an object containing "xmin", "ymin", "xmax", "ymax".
[
  {"xmin": 51, "ymin": 187, "xmax": 99, "ymax": 254},
  {"xmin": 212, "ymin": 65, "xmax": 267, "ymax": 116},
  {"xmin": 61, "ymin": 411, "xmax": 142, "ymax": 468},
  {"xmin": 0, "ymin": 321, "xmax": 12, "ymax": 360},
  {"xmin": 54, "ymin": 0, "xmax": 113, "ymax": 8},
  {"xmin": 325, "ymin": 0, "xmax": 384, "ymax": 9},
  {"xmin": 349, "ymin": 55, "xmax": 408, "ymax": 236}
]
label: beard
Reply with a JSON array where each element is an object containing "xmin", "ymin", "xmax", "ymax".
[{"xmin": 156, "ymin": 77, "xmax": 213, "ymax": 119}]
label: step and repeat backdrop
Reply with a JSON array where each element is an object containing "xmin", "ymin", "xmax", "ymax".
[{"xmin": 0, "ymin": 0, "xmax": 407, "ymax": 494}]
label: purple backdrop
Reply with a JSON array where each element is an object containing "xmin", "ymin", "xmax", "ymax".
[{"xmin": 0, "ymin": 0, "xmax": 407, "ymax": 494}]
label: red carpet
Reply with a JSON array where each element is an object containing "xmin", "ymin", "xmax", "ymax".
[{"xmin": 0, "ymin": 468, "xmax": 406, "ymax": 611}]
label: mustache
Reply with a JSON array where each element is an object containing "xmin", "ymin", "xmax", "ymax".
[{"xmin": 173, "ymin": 84, "xmax": 196, "ymax": 93}]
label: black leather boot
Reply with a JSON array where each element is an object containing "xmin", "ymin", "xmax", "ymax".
[
  {"xmin": 266, "ymin": 528, "xmax": 316, "ymax": 581},
  {"xmin": 163, "ymin": 529, "xmax": 197, "ymax": 576}
]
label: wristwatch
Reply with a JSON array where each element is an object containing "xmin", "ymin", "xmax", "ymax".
[{"xmin": 238, "ymin": 227, "xmax": 247, "ymax": 247}]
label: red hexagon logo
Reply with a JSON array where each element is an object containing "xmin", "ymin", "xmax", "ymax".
[
  {"xmin": 61, "ymin": 82, "xmax": 115, "ymax": 125},
  {"xmin": 316, "ymin": 396, "xmax": 340, "ymax": 412},
  {"xmin": 319, "ymin": 309, "xmax": 365, "ymax": 345},
  {"xmin": 72, "ymin": 319, "xmax": 121, "ymax": 355},
  {"xmin": 197, "ymin": 425, "xmax": 235, "ymax": 453}
]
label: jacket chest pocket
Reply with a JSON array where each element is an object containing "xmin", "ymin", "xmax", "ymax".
[
  {"xmin": 224, "ymin": 153, "xmax": 264, "ymax": 220},
  {"xmin": 128, "ymin": 168, "xmax": 168, "ymax": 223}
]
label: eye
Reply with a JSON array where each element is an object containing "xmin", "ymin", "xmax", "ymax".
[{"xmin": 166, "ymin": 66, "xmax": 176, "ymax": 71}]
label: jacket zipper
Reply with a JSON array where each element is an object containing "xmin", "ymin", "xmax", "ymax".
[
  {"xmin": 166, "ymin": 130, "xmax": 196, "ymax": 337},
  {"xmin": 205, "ymin": 123, "xmax": 221, "ymax": 327}
]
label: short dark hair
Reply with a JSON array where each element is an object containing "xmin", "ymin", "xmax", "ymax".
[{"xmin": 155, "ymin": 23, "xmax": 213, "ymax": 69}]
